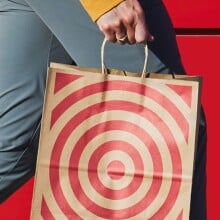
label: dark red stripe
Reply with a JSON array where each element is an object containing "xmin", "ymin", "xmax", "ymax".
[
  {"xmin": 49, "ymin": 100, "xmax": 182, "ymax": 218},
  {"xmin": 69, "ymin": 121, "xmax": 163, "ymax": 218},
  {"xmin": 88, "ymin": 141, "xmax": 144, "ymax": 200},
  {"xmin": 51, "ymin": 80, "xmax": 189, "ymax": 143},
  {"xmin": 41, "ymin": 196, "xmax": 55, "ymax": 220}
]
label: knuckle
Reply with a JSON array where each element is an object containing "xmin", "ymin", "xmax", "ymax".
[
  {"xmin": 127, "ymin": 35, "xmax": 136, "ymax": 44},
  {"xmin": 129, "ymin": 38, "xmax": 136, "ymax": 44},
  {"xmin": 113, "ymin": 20, "xmax": 121, "ymax": 29},
  {"xmin": 101, "ymin": 23, "xmax": 111, "ymax": 32},
  {"xmin": 136, "ymin": 8, "xmax": 144, "ymax": 18},
  {"xmin": 106, "ymin": 35, "xmax": 117, "ymax": 43},
  {"xmin": 136, "ymin": 36, "xmax": 146, "ymax": 43},
  {"xmin": 123, "ymin": 14, "xmax": 135, "ymax": 25}
]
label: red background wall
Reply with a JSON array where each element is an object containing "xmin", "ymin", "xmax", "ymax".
[
  {"xmin": 0, "ymin": 1, "xmax": 220, "ymax": 219},
  {"xmin": 177, "ymin": 36, "xmax": 220, "ymax": 220},
  {"xmin": 164, "ymin": 0, "xmax": 220, "ymax": 219},
  {"xmin": 164, "ymin": 0, "xmax": 220, "ymax": 28}
]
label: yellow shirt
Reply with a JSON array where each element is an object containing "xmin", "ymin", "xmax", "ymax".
[{"xmin": 80, "ymin": 0, "xmax": 124, "ymax": 21}]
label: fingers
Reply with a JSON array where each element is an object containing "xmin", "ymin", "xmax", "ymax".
[
  {"xmin": 96, "ymin": 7, "xmax": 133, "ymax": 44},
  {"xmin": 96, "ymin": 0, "xmax": 154, "ymax": 44},
  {"xmin": 114, "ymin": 1, "xmax": 136, "ymax": 44},
  {"xmin": 96, "ymin": 12, "xmax": 117, "ymax": 43},
  {"xmin": 115, "ymin": 22, "xmax": 128, "ymax": 45}
]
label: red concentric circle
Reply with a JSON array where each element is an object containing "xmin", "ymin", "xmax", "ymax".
[{"xmin": 46, "ymin": 76, "xmax": 186, "ymax": 219}]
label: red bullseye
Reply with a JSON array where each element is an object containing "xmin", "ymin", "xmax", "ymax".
[
  {"xmin": 50, "ymin": 103, "xmax": 182, "ymax": 218},
  {"xmin": 67, "ymin": 120, "xmax": 164, "ymax": 219},
  {"xmin": 107, "ymin": 160, "xmax": 125, "ymax": 180},
  {"xmin": 87, "ymin": 140, "xmax": 144, "ymax": 200},
  {"xmin": 48, "ymin": 78, "xmax": 183, "ymax": 219}
]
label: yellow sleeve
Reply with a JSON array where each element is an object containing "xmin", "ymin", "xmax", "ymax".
[{"xmin": 80, "ymin": 0, "xmax": 124, "ymax": 21}]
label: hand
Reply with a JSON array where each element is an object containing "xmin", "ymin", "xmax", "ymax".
[{"xmin": 96, "ymin": 0, "xmax": 154, "ymax": 44}]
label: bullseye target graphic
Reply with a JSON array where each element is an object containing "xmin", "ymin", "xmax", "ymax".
[{"xmin": 31, "ymin": 70, "xmax": 199, "ymax": 220}]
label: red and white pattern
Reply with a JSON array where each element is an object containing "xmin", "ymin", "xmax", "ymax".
[{"xmin": 31, "ymin": 68, "xmax": 199, "ymax": 220}]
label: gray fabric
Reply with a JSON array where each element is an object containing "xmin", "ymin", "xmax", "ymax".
[
  {"xmin": 0, "ymin": 0, "xmax": 72, "ymax": 202},
  {"xmin": 0, "ymin": 1, "xmax": 207, "ymax": 219},
  {"xmin": 23, "ymin": 0, "xmax": 185, "ymax": 74}
]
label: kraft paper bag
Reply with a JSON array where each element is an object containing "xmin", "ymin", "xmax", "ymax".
[{"xmin": 31, "ymin": 40, "xmax": 202, "ymax": 220}]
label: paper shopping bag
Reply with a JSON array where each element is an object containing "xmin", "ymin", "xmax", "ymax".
[{"xmin": 31, "ymin": 42, "xmax": 202, "ymax": 220}]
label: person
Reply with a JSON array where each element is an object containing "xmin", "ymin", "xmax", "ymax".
[{"xmin": 0, "ymin": 0, "xmax": 207, "ymax": 219}]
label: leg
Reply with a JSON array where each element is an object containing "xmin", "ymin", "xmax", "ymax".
[{"xmin": 0, "ymin": 0, "xmax": 72, "ymax": 202}]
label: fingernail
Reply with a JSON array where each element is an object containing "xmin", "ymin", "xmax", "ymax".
[{"xmin": 148, "ymin": 35, "xmax": 154, "ymax": 42}]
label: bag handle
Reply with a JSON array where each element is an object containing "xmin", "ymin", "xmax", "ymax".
[{"xmin": 101, "ymin": 38, "xmax": 148, "ymax": 78}]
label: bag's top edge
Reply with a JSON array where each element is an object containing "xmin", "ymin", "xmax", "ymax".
[{"xmin": 49, "ymin": 62, "xmax": 202, "ymax": 82}]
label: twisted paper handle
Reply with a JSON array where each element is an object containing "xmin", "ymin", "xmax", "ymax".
[{"xmin": 101, "ymin": 38, "xmax": 148, "ymax": 78}]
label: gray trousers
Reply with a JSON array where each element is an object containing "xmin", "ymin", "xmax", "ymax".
[{"xmin": 0, "ymin": 0, "xmax": 207, "ymax": 219}]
